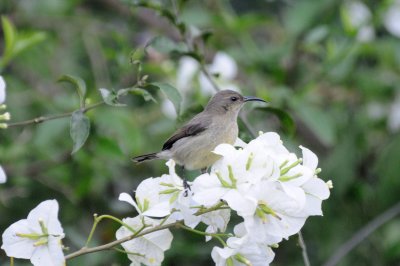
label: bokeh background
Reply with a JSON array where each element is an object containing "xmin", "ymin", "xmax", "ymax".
[{"xmin": 1, "ymin": 0, "xmax": 400, "ymax": 265}]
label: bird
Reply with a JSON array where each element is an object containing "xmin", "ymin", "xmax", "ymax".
[{"xmin": 131, "ymin": 90, "xmax": 266, "ymax": 173}]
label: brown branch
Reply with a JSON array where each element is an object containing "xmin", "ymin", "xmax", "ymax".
[
  {"xmin": 65, "ymin": 221, "xmax": 181, "ymax": 260},
  {"xmin": 6, "ymin": 101, "xmax": 104, "ymax": 128},
  {"xmin": 65, "ymin": 201, "xmax": 227, "ymax": 260}
]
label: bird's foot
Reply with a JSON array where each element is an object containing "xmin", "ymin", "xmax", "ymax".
[{"xmin": 183, "ymin": 179, "xmax": 191, "ymax": 197}]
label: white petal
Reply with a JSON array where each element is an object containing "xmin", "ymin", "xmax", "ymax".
[
  {"xmin": 1, "ymin": 219, "xmax": 35, "ymax": 259},
  {"xmin": 302, "ymin": 195, "xmax": 323, "ymax": 216},
  {"xmin": 0, "ymin": 165, "xmax": 6, "ymax": 183},
  {"xmin": 223, "ymin": 190, "xmax": 257, "ymax": 217},
  {"xmin": 302, "ymin": 177, "xmax": 330, "ymax": 200},
  {"xmin": 192, "ymin": 173, "xmax": 226, "ymax": 207},
  {"xmin": 212, "ymin": 143, "xmax": 237, "ymax": 156},
  {"xmin": 31, "ymin": 236, "xmax": 65, "ymax": 266},
  {"xmin": 234, "ymin": 137, "xmax": 247, "ymax": 148},
  {"xmin": 0, "ymin": 76, "xmax": 5, "ymax": 104},
  {"xmin": 119, "ymin": 192, "xmax": 141, "ymax": 213},
  {"xmin": 135, "ymin": 178, "xmax": 163, "ymax": 208},
  {"xmin": 300, "ymin": 146, "xmax": 318, "ymax": 170},
  {"xmin": 116, "ymin": 217, "xmax": 173, "ymax": 266},
  {"xmin": 27, "ymin": 200, "xmax": 64, "ymax": 235},
  {"xmin": 142, "ymin": 201, "xmax": 170, "ymax": 217}
]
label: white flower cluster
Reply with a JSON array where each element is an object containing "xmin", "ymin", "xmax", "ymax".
[
  {"xmin": 0, "ymin": 132, "xmax": 331, "ymax": 266},
  {"xmin": 117, "ymin": 132, "xmax": 332, "ymax": 266}
]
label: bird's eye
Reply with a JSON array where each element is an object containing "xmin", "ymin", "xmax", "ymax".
[{"xmin": 230, "ymin": 96, "xmax": 238, "ymax": 102}]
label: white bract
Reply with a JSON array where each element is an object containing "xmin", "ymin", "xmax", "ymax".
[
  {"xmin": 116, "ymin": 216, "xmax": 173, "ymax": 266},
  {"xmin": 1, "ymin": 200, "xmax": 65, "ymax": 266}
]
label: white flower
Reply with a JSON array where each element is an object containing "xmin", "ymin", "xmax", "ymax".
[
  {"xmin": 116, "ymin": 216, "xmax": 173, "ymax": 266},
  {"xmin": 156, "ymin": 160, "xmax": 202, "ymax": 228},
  {"xmin": 384, "ymin": 0, "xmax": 400, "ymax": 38},
  {"xmin": 0, "ymin": 75, "xmax": 5, "ymax": 104},
  {"xmin": 176, "ymin": 56, "xmax": 199, "ymax": 93},
  {"xmin": 342, "ymin": 1, "xmax": 375, "ymax": 42},
  {"xmin": 192, "ymin": 171, "xmax": 257, "ymax": 217},
  {"xmin": 0, "ymin": 165, "xmax": 6, "ymax": 184},
  {"xmin": 242, "ymin": 180, "xmax": 306, "ymax": 244},
  {"xmin": 119, "ymin": 178, "xmax": 170, "ymax": 217},
  {"xmin": 175, "ymin": 52, "xmax": 239, "ymax": 98},
  {"xmin": 1, "ymin": 200, "xmax": 65, "ymax": 266},
  {"xmin": 211, "ymin": 224, "xmax": 275, "ymax": 266},
  {"xmin": 199, "ymin": 52, "xmax": 239, "ymax": 95},
  {"xmin": 120, "ymin": 160, "xmax": 202, "ymax": 227}
]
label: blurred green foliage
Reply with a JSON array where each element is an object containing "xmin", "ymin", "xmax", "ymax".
[{"xmin": 1, "ymin": 0, "xmax": 400, "ymax": 265}]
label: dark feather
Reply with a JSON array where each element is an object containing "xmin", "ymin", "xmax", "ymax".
[
  {"xmin": 131, "ymin": 153, "xmax": 158, "ymax": 163},
  {"xmin": 162, "ymin": 113, "xmax": 210, "ymax": 150}
]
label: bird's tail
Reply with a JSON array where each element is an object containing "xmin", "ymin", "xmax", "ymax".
[{"xmin": 131, "ymin": 152, "xmax": 158, "ymax": 163}]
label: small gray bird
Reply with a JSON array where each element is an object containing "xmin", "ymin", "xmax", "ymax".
[{"xmin": 132, "ymin": 90, "xmax": 265, "ymax": 172}]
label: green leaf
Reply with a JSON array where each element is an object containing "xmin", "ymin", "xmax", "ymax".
[
  {"xmin": 151, "ymin": 82, "xmax": 182, "ymax": 115},
  {"xmin": 70, "ymin": 110, "xmax": 90, "ymax": 154},
  {"xmin": 58, "ymin": 75, "xmax": 87, "ymax": 107},
  {"xmin": 99, "ymin": 88, "xmax": 126, "ymax": 107},
  {"xmin": 0, "ymin": 17, "xmax": 47, "ymax": 69},
  {"xmin": 126, "ymin": 88, "xmax": 157, "ymax": 102},
  {"xmin": 145, "ymin": 36, "xmax": 188, "ymax": 55},
  {"xmin": 256, "ymin": 107, "xmax": 295, "ymax": 136},
  {"xmin": 1, "ymin": 16, "xmax": 16, "ymax": 61},
  {"xmin": 13, "ymin": 31, "xmax": 47, "ymax": 57}
]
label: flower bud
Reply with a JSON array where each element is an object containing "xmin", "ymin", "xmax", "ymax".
[{"xmin": 0, "ymin": 112, "xmax": 10, "ymax": 121}]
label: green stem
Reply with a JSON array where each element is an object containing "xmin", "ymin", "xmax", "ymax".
[
  {"xmin": 10, "ymin": 257, "xmax": 14, "ymax": 266},
  {"xmin": 85, "ymin": 214, "xmax": 137, "ymax": 247},
  {"xmin": 179, "ymin": 224, "xmax": 228, "ymax": 247},
  {"xmin": 195, "ymin": 201, "xmax": 226, "ymax": 215}
]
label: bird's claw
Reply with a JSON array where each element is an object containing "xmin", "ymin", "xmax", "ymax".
[{"xmin": 183, "ymin": 179, "xmax": 191, "ymax": 197}]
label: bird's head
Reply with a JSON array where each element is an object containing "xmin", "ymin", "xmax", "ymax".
[{"xmin": 205, "ymin": 90, "xmax": 266, "ymax": 115}]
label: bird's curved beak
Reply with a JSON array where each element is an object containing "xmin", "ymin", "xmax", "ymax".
[{"xmin": 243, "ymin": 96, "xmax": 266, "ymax": 103}]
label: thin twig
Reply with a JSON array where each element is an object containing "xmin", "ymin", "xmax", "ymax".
[
  {"xmin": 298, "ymin": 231, "xmax": 311, "ymax": 266},
  {"xmin": 6, "ymin": 101, "xmax": 104, "ymax": 128},
  {"xmin": 65, "ymin": 201, "xmax": 227, "ymax": 260},
  {"xmin": 65, "ymin": 221, "xmax": 181, "ymax": 260},
  {"xmin": 323, "ymin": 201, "xmax": 400, "ymax": 266}
]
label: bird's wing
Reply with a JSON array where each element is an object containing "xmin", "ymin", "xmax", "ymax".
[{"xmin": 162, "ymin": 114, "xmax": 210, "ymax": 151}]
